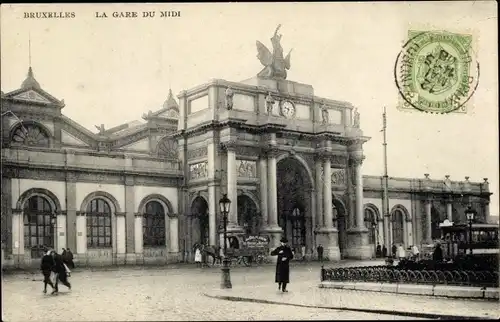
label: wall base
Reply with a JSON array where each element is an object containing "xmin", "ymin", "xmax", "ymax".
[
  {"xmin": 315, "ymin": 227, "xmax": 341, "ymax": 261},
  {"xmin": 346, "ymin": 228, "xmax": 372, "ymax": 259}
]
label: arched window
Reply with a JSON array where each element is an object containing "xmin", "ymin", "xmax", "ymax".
[
  {"xmin": 143, "ymin": 201, "xmax": 166, "ymax": 247},
  {"xmin": 86, "ymin": 198, "xmax": 112, "ymax": 248},
  {"xmin": 364, "ymin": 208, "xmax": 377, "ymax": 245},
  {"xmin": 23, "ymin": 196, "xmax": 53, "ymax": 258},
  {"xmin": 392, "ymin": 209, "xmax": 404, "ymax": 245},
  {"xmin": 11, "ymin": 123, "xmax": 50, "ymax": 147},
  {"xmin": 157, "ymin": 137, "xmax": 178, "ymax": 159}
]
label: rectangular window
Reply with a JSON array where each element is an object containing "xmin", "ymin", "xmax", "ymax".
[{"xmin": 105, "ymin": 237, "xmax": 111, "ymax": 246}]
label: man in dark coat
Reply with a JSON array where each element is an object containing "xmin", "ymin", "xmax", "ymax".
[
  {"xmin": 391, "ymin": 244, "xmax": 397, "ymax": 258},
  {"xmin": 51, "ymin": 251, "xmax": 71, "ymax": 294},
  {"xmin": 433, "ymin": 243, "xmax": 443, "ymax": 262},
  {"xmin": 40, "ymin": 250, "xmax": 56, "ymax": 294},
  {"xmin": 316, "ymin": 244, "xmax": 324, "ymax": 262},
  {"xmin": 382, "ymin": 245, "xmax": 388, "ymax": 257},
  {"xmin": 66, "ymin": 248, "xmax": 75, "ymax": 269},
  {"xmin": 270, "ymin": 237, "xmax": 294, "ymax": 292}
]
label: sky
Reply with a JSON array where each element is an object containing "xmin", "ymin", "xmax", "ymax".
[{"xmin": 1, "ymin": 2, "xmax": 498, "ymax": 215}]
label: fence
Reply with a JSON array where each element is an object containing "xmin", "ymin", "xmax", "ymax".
[{"xmin": 320, "ymin": 265, "xmax": 499, "ymax": 288}]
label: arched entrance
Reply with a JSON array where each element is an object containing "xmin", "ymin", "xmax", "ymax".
[
  {"xmin": 277, "ymin": 157, "xmax": 313, "ymax": 253},
  {"xmin": 392, "ymin": 209, "xmax": 404, "ymax": 245},
  {"xmin": 332, "ymin": 197, "xmax": 347, "ymax": 259},
  {"xmin": 364, "ymin": 205, "xmax": 379, "ymax": 255},
  {"xmin": 23, "ymin": 195, "xmax": 54, "ymax": 258},
  {"xmin": 237, "ymin": 195, "xmax": 259, "ymax": 236},
  {"xmin": 191, "ymin": 196, "xmax": 209, "ymax": 246}
]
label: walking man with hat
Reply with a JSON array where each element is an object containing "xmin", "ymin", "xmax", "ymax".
[{"xmin": 270, "ymin": 237, "xmax": 294, "ymax": 292}]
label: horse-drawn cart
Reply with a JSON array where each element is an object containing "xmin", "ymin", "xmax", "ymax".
[{"xmin": 225, "ymin": 235, "xmax": 270, "ymax": 267}]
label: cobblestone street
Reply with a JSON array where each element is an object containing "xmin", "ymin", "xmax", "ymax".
[{"xmin": 2, "ymin": 261, "xmax": 424, "ymax": 321}]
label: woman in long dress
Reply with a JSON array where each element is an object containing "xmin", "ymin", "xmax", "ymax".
[{"xmin": 194, "ymin": 247, "xmax": 202, "ymax": 268}]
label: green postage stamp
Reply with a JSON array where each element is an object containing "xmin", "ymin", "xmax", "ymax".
[{"xmin": 394, "ymin": 30, "xmax": 480, "ymax": 114}]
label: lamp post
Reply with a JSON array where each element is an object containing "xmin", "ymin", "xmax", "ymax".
[
  {"xmin": 219, "ymin": 193, "xmax": 232, "ymax": 289},
  {"xmin": 50, "ymin": 212, "xmax": 57, "ymax": 253},
  {"xmin": 465, "ymin": 207, "xmax": 476, "ymax": 255}
]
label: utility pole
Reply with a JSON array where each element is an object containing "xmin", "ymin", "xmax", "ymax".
[{"xmin": 382, "ymin": 107, "xmax": 391, "ymax": 249}]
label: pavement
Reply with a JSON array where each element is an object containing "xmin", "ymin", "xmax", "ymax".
[{"xmin": 1, "ymin": 259, "xmax": 496, "ymax": 321}]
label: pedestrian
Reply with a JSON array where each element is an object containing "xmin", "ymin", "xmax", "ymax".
[
  {"xmin": 301, "ymin": 245, "xmax": 306, "ymax": 261},
  {"xmin": 432, "ymin": 243, "xmax": 443, "ymax": 263},
  {"xmin": 51, "ymin": 250, "xmax": 71, "ymax": 294},
  {"xmin": 270, "ymin": 237, "xmax": 294, "ymax": 292},
  {"xmin": 40, "ymin": 249, "xmax": 56, "ymax": 294},
  {"xmin": 382, "ymin": 245, "xmax": 387, "ymax": 257},
  {"xmin": 397, "ymin": 244, "xmax": 406, "ymax": 260},
  {"xmin": 376, "ymin": 244, "xmax": 382, "ymax": 258},
  {"xmin": 411, "ymin": 245, "xmax": 420, "ymax": 261},
  {"xmin": 66, "ymin": 248, "xmax": 75, "ymax": 269},
  {"xmin": 194, "ymin": 246, "xmax": 202, "ymax": 268},
  {"xmin": 317, "ymin": 244, "xmax": 324, "ymax": 262},
  {"xmin": 391, "ymin": 244, "xmax": 397, "ymax": 258}
]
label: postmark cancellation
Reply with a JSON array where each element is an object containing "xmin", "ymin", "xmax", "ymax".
[{"xmin": 395, "ymin": 30, "xmax": 480, "ymax": 114}]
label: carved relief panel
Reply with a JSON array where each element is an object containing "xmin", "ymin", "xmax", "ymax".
[
  {"xmin": 331, "ymin": 169, "xmax": 346, "ymax": 186},
  {"xmin": 236, "ymin": 160, "xmax": 257, "ymax": 178},
  {"xmin": 189, "ymin": 161, "xmax": 208, "ymax": 180}
]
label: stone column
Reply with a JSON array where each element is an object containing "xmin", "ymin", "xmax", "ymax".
[
  {"xmin": 264, "ymin": 147, "xmax": 282, "ymax": 249},
  {"xmin": 207, "ymin": 141, "xmax": 217, "ymax": 246},
  {"xmin": 346, "ymin": 156, "xmax": 371, "ymax": 259},
  {"xmin": 226, "ymin": 147, "xmax": 238, "ymax": 226},
  {"xmin": 446, "ymin": 201, "xmax": 452, "ymax": 221},
  {"xmin": 116, "ymin": 213, "xmax": 126, "ymax": 263},
  {"xmin": 425, "ymin": 199, "xmax": 432, "ymax": 243},
  {"xmin": 315, "ymin": 158, "xmax": 324, "ymax": 227},
  {"xmin": 11, "ymin": 209, "xmax": 24, "ymax": 266},
  {"xmin": 124, "ymin": 175, "xmax": 135, "ymax": 264},
  {"xmin": 134, "ymin": 214, "xmax": 143, "ymax": 257},
  {"xmin": 169, "ymin": 216, "xmax": 179, "ymax": 253},
  {"xmin": 259, "ymin": 158, "xmax": 268, "ymax": 226},
  {"xmin": 354, "ymin": 158, "xmax": 365, "ymax": 229},
  {"xmin": 323, "ymin": 158, "xmax": 333, "ymax": 229},
  {"xmin": 316, "ymin": 155, "xmax": 340, "ymax": 261}
]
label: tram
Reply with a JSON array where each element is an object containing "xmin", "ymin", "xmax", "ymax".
[{"xmin": 439, "ymin": 221, "xmax": 499, "ymax": 271}]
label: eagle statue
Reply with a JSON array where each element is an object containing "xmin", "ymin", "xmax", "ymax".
[{"xmin": 256, "ymin": 24, "xmax": 293, "ymax": 80}]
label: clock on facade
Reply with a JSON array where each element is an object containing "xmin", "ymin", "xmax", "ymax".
[{"xmin": 280, "ymin": 100, "xmax": 296, "ymax": 118}]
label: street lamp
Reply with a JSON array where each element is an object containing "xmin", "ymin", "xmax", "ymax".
[
  {"xmin": 465, "ymin": 207, "xmax": 476, "ymax": 255},
  {"xmin": 219, "ymin": 193, "xmax": 232, "ymax": 289},
  {"xmin": 50, "ymin": 212, "xmax": 57, "ymax": 253}
]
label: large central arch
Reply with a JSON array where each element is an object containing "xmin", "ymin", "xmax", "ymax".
[{"xmin": 276, "ymin": 156, "xmax": 313, "ymax": 253}]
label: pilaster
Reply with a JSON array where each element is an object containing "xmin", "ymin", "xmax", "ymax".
[
  {"xmin": 124, "ymin": 175, "xmax": 135, "ymax": 263},
  {"xmin": 207, "ymin": 140, "xmax": 217, "ymax": 246},
  {"xmin": 75, "ymin": 211, "xmax": 87, "ymax": 258},
  {"xmin": 134, "ymin": 213, "xmax": 143, "ymax": 256},
  {"xmin": 425, "ymin": 197, "xmax": 432, "ymax": 243},
  {"xmin": 65, "ymin": 171, "xmax": 77, "ymax": 253}
]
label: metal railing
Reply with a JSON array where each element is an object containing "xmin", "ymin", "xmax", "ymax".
[{"xmin": 320, "ymin": 265, "xmax": 499, "ymax": 288}]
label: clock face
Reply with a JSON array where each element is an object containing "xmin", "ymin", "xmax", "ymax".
[{"xmin": 280, "ymin": 100, "xmax": 296, "ymax": 118}]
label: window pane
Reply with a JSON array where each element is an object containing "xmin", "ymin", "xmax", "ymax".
[
  {"xmin": 92, "ymin": 227, "xmax": 98, "ymax": 236},
  {"xmin": 105, "ymin": 227, "xmax": 111, "ymax": 236},
  {"xmin": 98, "ymin": 237, "xmax": 104, "ymax": 245},
  {"xmin": 92, "ymin": 216, "xmax": 98, "ymax": 225},
  {"xmin": 98, "ymin": 216, "xmax": 104, "ymax": 226},
  {"xmin": 105, "ymin": 216, "xmax": 111, "ymax": 226},
  {"xmin": 98, "ymin": 227, "xmax": 104, "ymax": 236}
]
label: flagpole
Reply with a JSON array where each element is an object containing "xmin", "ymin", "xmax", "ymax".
[{"xmin": 382, "ymin": 107, "xmax": 391, "ymax": 250}]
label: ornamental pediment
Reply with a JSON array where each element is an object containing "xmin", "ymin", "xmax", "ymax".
[{"xmin": 4, "ymin": 88, "xmax": 64, "ymax": 107}]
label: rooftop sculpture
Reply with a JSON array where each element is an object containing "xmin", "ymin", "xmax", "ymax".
[{"xmin": 256, "ymin": 24, "xmax": 293, "ymax": 80}]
